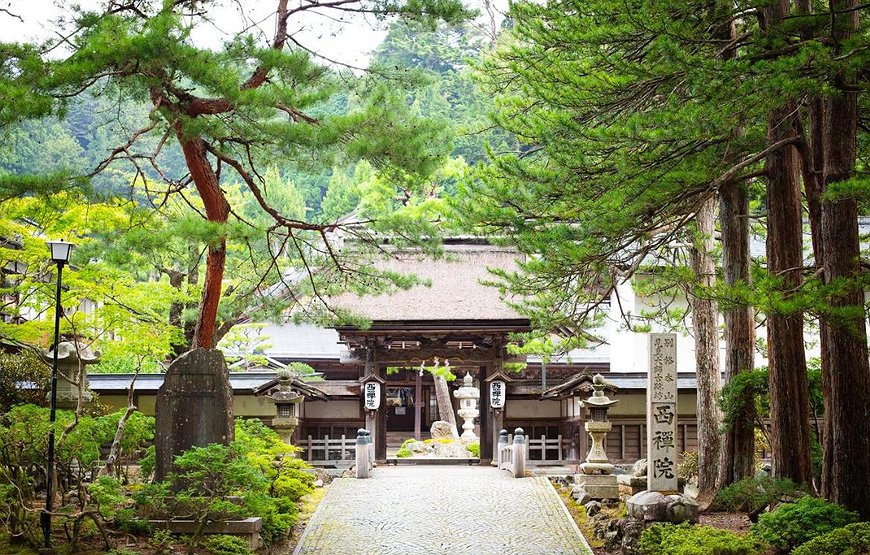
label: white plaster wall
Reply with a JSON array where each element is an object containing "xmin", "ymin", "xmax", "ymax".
[
  {"xmin": 506, "ymin": 399, "xmax": 562, "ymax": 419},
  {"xmin": 302, "ymin": 400, "xmax": 360, "ymax": 419}
]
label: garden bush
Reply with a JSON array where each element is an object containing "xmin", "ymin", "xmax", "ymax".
[
  {"xmin": 202, "ymin": 534, "xmax": 253, "ymax": 555},
  {"xmin": 639, "ymin": 523, "xmax": 765, "ymax": 555},
  {"xmin": 466, "ymin": 442, "xmax": 480, "ymax": 458},
  {"xmin": 750, "ymin": 496, "xmax": 860, "ymax": 553},
  {"xmin": 791, "ymin": 522, "xmax": 870, "ymax": 555},
  {"xmin": 713, "ymin": 476, "xmax": 806, "ymax": 516}
]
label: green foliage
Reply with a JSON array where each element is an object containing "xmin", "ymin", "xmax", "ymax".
[
  {"xmin": 750, "ymin": 496, "xmax": 860, "ymax": 553},
  {"xmin": 713, "ymin": 477, "xmax": 807, "ymax": 514},
  {"xmin": 466, "ymin": 442, "xmax": 480, "ymax": 458},
  {"xmin": 396, "ymin": 447, "xmax": 413, "ymax": 458},
  {"xmin": 202, "ymin": 535, "xmax": 253, "ymax": 555},
  {"xmin": 792, "ymin": 522, "xmax": 870, "ymax": 555},
  {"xmin": 147, "ymin": 529, "xmax": 176, "ymax": 554},
  {"xmin": 0, "ymin": 351, "xmax": 50, "ymax": 412},
  {"xmin": 639, "ymin": 523, "xmax": 765, "ymax": 555},
  {"xmin": 139, "ymin": 420, "xmax": 313, "ymax": 549}
]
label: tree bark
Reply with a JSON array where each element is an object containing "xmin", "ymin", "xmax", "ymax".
[
  {"xmin": 714, "ymin": 6, "xmax": 755, "ymax": 491},
  {"xmin": 763, "ymin": 95, "xmax": 813, "ymax": 484},
  {"xmin": 176, "ymin": 135, "xmax": 230, "ymax": 350},
  {"xmin": 817, "ymin": 0, "xmax": 870, "ymax": 519},
  {"xmin": 717, "ymin": 181, "xmax": 757, "ymax": 489},
  {"xmin": 689, "ymin": 195, "xmax": 721, "ymax": 507},
  {"xmin": 433, "ymin": 374, "xmax": 459, "ymax": 438}
]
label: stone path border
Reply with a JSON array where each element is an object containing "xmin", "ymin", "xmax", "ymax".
[{"xmin": 293, "ymin": 465, "xmax": 592, "ymax": 555}]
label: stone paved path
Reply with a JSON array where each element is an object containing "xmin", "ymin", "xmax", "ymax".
[{"xmin": 293, "ymin": 465, "xmax": 593, "ymax": 555}]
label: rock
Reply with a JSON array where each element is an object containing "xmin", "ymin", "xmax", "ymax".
[
  {"xmin": 625, "ymin": 490, "xmax": 699, "ymax": 524},
  {"xmin": 430, "ymin": 421, "xmax": 455, "ymax": 439},
  {"xmin": 571, "ymin": 486, "xmax": 591, "ymax": 505},
  {"xmin": 584, "ymin": 501, "xmax": 602, "ymax": 517},
  {"xmin": 631, "ymin": 459, "xmax": 648, "ymax": 477},
  {"xmin": 304, "ymin": 467, "xmax": 333, "ymax": 485},
  {"xmin": 408, "ymin": 441, "xmax": 430, "ymax": 455},
  {"xmin": 313, "ymin": 479, "xmax": 323, "ymax": 487},
  {"xmin": 619, "ymin": 517, "xmax": 647, "ymax": 555},
  {"xmin": 431, "ymin": 440, "xmax": 470, "ymax": 458}
]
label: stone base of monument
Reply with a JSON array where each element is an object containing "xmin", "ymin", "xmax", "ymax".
[
  {"xmin": 574, "ymin": 473, "xmax": 619, "ymax": 500},
  {"xmin": 625, "ymin": 490, "xmax": 699, "ymax": 523},
  {"xmin": 618, "ymin": 475, "xmax": 687, "ymax": 496}
]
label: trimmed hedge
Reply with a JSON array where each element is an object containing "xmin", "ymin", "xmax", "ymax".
[
  {"xmin": 792, "ymin": 522, "xmax": 870, "ymax": 555},
  {"xmin": 751, "ymin": 496, "xmax": 859, "ymax": 552},
  {"xmin": 638, "ymin": 523, "xmax": 765, "ymax": 555}
]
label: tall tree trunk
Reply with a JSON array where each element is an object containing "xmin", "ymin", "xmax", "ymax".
[
  {"xmin": 717, "ymin": 181, "xmax": 757, "ymax": 489},
  {"xmin": 433, "ymin": 375, "xmax": 459, "ymax": 438},
  {"xmin": 176, "ymin": 135, "xmax": 230, "ymax": 350},
  {"xmin": 689, "ymin": 195, "xmax": 721, "ymax": 506},
  {"xmin": 760, "ymin": 0, "xmax": 813, "ymax": 487},
  {"xmin": 714, "ymin": 6, "xmax": 755, "ymax": 490},
  {"xmin": 818, "ymin": 0, "xmax": 870, "ymax": 519},
  {"xmin": 764, "ymin": 100, "xmax": 813, "ymax": 485}
]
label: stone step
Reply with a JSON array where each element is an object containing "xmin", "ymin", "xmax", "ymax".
[{"xmin": 385, "ymin": 457, "xmax": 480, "ymax": 466}]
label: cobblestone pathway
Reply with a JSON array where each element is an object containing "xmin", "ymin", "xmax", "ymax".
[{"xmin": 293, "ymin": 465, "xmax": 593, "ymax": 555}]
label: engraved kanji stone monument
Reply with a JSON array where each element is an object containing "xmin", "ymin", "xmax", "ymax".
[{"xmin": 626, "ymin": 333, "xmax": 698, "ymax": 525}]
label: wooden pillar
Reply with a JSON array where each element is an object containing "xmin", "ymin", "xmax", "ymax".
[
  {"xmin": 479, "ymin": 365, "xmax": 491, "ymax": 462},
  {"xmin": 414, "ymin": 370, "xmax": 422, "ymax": 440},
  {"xmin": 376, "ymin": 363, "xmax": 387, "ymax": 460}
]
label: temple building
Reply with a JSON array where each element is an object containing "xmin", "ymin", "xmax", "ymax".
[{"xmin": 91, "ymin": 241, "xmax": 703, "ymax": 465}]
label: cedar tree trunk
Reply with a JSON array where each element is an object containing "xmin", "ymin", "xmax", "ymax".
[
  {"xmin": 689, "ymin": 195, "xmax": 721, "ymax": 506},
  {"xmin": 717, "ymin": 181, "xmax": 757, "ymax": 488},
  {"xmin": 818, "ymin": 0, "xmax": 870, "ymax": 518}
]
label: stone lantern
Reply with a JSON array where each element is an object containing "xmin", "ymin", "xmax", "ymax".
[
  {"xmin": 577, "ymin": 374, "xmax": 619, "ymax": 499},
  {"xmin": 267, "ymin": 370, "xmax": 303, "ymax": 445},
  {"xmin": 453, "ymin": 372, "xmax": 480, "ymax": 440},
  {"xmin": 42, "ymin": 341, "xmax": 99, "ymax": 409}
]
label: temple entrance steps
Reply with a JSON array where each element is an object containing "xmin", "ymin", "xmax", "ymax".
[{"xmin": 293, "ymin": 465, "xmax": 593, "ymax": 555}]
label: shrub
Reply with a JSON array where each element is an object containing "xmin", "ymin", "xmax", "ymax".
[
  {"xmin": 466, "ymin": 442, "xmax": 480, "ymax": 458},
  {"xmin": 202, "ymin": 534, "xmax": 253, "ymax": 555},
  {"xmin": 792, "ymin": 522, "xmax": 870, "ymax": 555},
  {"xmin": 713, "ymin": 476, "xmax": 806, "ymax": 515},
  {"xmin": 396, "ymin": 446, "xmax": 413, "ymax": 458},
  {"xmin": 750, "ymin": 496, "xmax": 860, "ymax": 552},
  {"xmin": 147, "ymin": 528, "xmax": 176, "ymax": 554},
  {"xmin": 639, "ymin": 523, "xmax": 765, "ymax": 555}
]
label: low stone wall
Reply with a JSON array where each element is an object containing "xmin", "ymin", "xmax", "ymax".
[{"xmin": 149, "ymin": 517, "xmax": 262, "ymax": 550}]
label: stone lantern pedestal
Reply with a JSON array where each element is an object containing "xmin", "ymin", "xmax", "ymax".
[
  {"xmin": 453, "ymin": 372, "xmax": 480, "ymax": 440},
  {"xmin": 576, "ymin": 374, "xmax": 619, "ymax": 500}
]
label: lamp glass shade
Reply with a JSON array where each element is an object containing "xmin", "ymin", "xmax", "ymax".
[{"xmin": 46, "ymin": 240, "xmax": 76, "ymax": 263}]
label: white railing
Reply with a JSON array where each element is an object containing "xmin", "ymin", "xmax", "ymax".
[
  {"xmin": 507, "ymin": 434, "xmax": 570, "ymax": 463},
  {"xmin": 301, "ymin": 435, "xmax": 355, "ymax": 462}
]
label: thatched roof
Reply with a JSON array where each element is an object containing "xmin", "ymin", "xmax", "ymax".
[{"xmin": 331, "ymin": 244, "xmax": 526, "ymax": 322}]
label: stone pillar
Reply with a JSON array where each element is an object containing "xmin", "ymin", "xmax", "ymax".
[
  {"xmin": 626, "ymin": 334, "xmax": 698, "ymax": 526},
  {"xmin": 375, "ymin": 365, "xmax": 387, "ymax": 460},
  {"xmin": 43, "ymin": 342, "xmax": 99, "ymax": 409},
  {"xmin": 155, "ymin": 348, "xmax": 234, "ymax": 482}
]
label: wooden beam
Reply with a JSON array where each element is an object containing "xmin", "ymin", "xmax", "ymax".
[{"xmin": 370, "ymin": 347, "xmax": 515, "ymax": 365}]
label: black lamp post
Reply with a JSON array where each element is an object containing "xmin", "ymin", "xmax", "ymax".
[{"xmin": 41, "ymin": 240, "xmax": 75, "ymax": 549}]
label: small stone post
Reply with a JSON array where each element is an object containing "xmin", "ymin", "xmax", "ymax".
[
  {"xmin": 355, "ymin": 429, "xmax": 369, "ymax": 478},
  {"xmin": 511, "ymin": 427, "xmax": 526, "ymax": 477},
  {"xmin": 497, "ymin": 429, "xmax": 508, "ymax": 467}
]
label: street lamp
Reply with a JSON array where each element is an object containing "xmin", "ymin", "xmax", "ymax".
[{"xmin": 42, "ymin": 240, "xmax": 75, "ymax": 549}]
